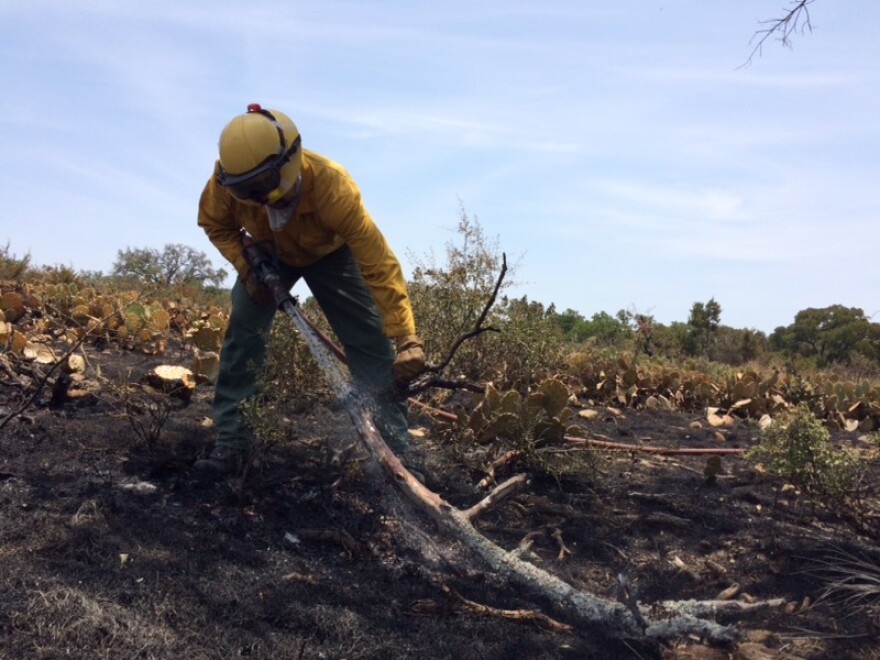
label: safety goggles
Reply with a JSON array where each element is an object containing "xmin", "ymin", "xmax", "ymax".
[{"xmin": 217, "ymin": 134, "xmax": 301, "ymax": 203}]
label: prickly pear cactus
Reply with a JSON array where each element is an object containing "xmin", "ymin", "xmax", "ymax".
[{"xmin": 466, "ymin": 378, "xmax": 580, "ymax": 445}]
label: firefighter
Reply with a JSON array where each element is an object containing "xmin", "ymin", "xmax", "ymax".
[{"xmin": 195, "ymin": 104, "xmax": 425, "ymax": 475}]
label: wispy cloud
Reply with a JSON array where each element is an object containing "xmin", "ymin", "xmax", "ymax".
[
  {"xmin": 593, "ymin": 180, "xmax": 747, "ymax": 222},
  {"xmin": 618, "ymin": 65, "xmax": 862, "ymax": 88},
  {"xmin": 2, "ymin": 0, "xmax": 878, "ymax": 332}
]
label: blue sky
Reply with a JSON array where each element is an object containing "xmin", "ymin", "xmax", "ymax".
[{"xmin": 1, "ymin": 1, "xmax": 878, "ymax": 333}]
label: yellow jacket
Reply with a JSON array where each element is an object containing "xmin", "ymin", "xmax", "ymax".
[{"xmin": 198, "ymin": 150, "xmax": 416, "ymax": 337}]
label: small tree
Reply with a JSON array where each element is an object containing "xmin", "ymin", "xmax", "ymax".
[
  {"xmin": 687, "ymin": 298, "xmax": 722, "ymax": 357},
  {"xmin": 585, "ymin": 311, "xmax": 630, "ymax": 346},
  {"xmin": 406, "ymin": 207, "xmax": 513, "ymax": 381},
  {"xmin": 492, "ymin": 296, "xmax": 563, "ymax": 389},
  {"xmin": 771, "ymin": 306, "xmax": 878, "ymax": 367},
  {"xmin": 0, "ymin": 241, "xmax": 32, "ymax": 280},
  {"xmin": 653, "ymin": 321, "xmax": 691, "ymax": 359},
  {"xmin": 711, "ymin": 326, "xmax": 768, "ymax": 365},
  {"xmin": 553, "ymin": 308, "xmax": 589, "ymax": 342},
  {"xmin": 112, "ymin": 243, "xmax": 228, "ymax": 287},
  {"xmin": 550, "ymin": 309, "xmax": 630, "ymax": 346}
]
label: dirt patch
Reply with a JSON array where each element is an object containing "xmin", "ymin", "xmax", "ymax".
[{"xmin": 1, "ymin": 343, "xmax": 879, "ymax": 659}]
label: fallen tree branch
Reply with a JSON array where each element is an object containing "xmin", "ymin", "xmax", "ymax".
[
  {"xmin": 478, "ymin": 439, "xmax": 742, "ymax": 488},
  {"xmin": 644, "ymin": 597, "xmax": 786, "ymax": 619},
  {"xmin": 282, "ymin": 261, "xmax": 744, "ymax": 644},
  {"xmin": 336, "ymin": 385, "xmax": 739, "ymax": 643},
  {"xmin": 408, "ymin": 398, "xmax": 459, "ymax": 423}
]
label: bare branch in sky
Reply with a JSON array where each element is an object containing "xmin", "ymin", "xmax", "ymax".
[{"xmin": 742, "ymin": 0, "xmax": 815, "ymax": 68}]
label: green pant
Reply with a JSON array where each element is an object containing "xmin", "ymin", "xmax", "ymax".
[{"xmin": 212, "ymin": 245, "xmax": 409, "ymax": 454}]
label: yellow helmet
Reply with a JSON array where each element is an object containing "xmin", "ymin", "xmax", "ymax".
[{"xmin": 217, "ymin": 104, "xmax": 302, "ymax": 204}]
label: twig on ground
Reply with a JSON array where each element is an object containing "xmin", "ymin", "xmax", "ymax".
[
  {"xmin": 550, "ymin": 528, "xmax": 571, "ymax": 561},
  {"xmin": 566, "ymin": 435, "xmax": 745, "ymax": 456},
  {"xmin": 617, "ymin": 573, "xmax": 647, "ymax": 629},
  {"xmin": 441, "ymin": 584, "xmax": 573, "ymax": 633},
  {"xmin": 512, "ymin": 531, "xmax": 543, "ymax": 560},
  {"xmin": 478, "ymin": 450, "xmax": 522, "ymax": 488},
  {"xmin": 294, "ymin": 528, "xmax": 360, "ymax": 557},
  {"xmin": 464, "ymin": 474, "xmax": 529, "ymax": 520}
]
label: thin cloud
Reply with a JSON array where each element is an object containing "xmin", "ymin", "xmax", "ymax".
[
  {"xmin": 593, "ymin": 180, "xmax": 746, "ymax": 222},
  {"xmin": 2, "ymin": 0, "xmax": 878, "ymax": 333},
  {"xmin": 619, "ymin": 64, "xmax": 861, "ymax": 88}
]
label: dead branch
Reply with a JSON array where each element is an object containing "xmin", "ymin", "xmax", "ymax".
[
  {"xmin": 283, "ymin": 264, "xmax": 746, "ymax": 643},
  {"xmin": 441, "ymin": 584, "xmax": 574, "ymax": 633},
  {"xmin": 295, "ymin": 528, "xmax": 360, "ymax": 557},
  {"xmin": 478, "ymin": 449, "xmax": 521, "ymax": 488},
  {"xmin": 427, "ymin": 253, "xmax": 507, "ymax": 375},
  {"xmin": 342, "ymin": 393, "xmax": 737, "ymax": 642},
  {"xmin": 397, "ymin": 252, "xmax": 508, "ymax": 398},
  {"xmin": 0, "ymin": 354, "xmax": 24, "ymax": 385},
  {"xmin": 550, "ymin": 528, "xmax": 571, "ymax": 561},
  {"xmin": 565, "ymin": 435, "xmax": 745, "ymax": 456},
  {"xmin": 515, "ymin": 530, "xmax": 544, "ymax": 558},
  {"xmin": 639, "ymin": 512, "xmax": 693, "ymax": 528},
  {"xmin": 464, "ymin": 474, "xmax": 529, "ymax": 521},
  {"xmin": 743, "ymin": 0, "xmax": 814, "ymax": 67},
  {"xmin": 644, "ymin": 598, "xmax": 786, "ymax": 619},
  {"xmin": 404, "ymin": 376, "xmax": 486, "ymax": 397},
  {"xmin": 408, "ymin": 398, "xmax": 459, "ymax": 423}
]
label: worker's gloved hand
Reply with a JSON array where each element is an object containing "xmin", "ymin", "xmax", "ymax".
[
  {"xmin": 243, "ymin": 272, "xmax": 273, "ymax": 306},
  {"xmin": 392, "ymin": 334, "xmax": 427, "ymax": 384}
]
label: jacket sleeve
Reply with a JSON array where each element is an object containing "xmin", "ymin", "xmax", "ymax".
[
  {"xmin": 197, "ymin": 163, "xmax": 248, "ymax": 278},
  {"xmin": 317, "ymin": 171, "xmax": 416, "ymax": 337}
]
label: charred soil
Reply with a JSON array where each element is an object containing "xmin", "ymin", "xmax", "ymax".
[{"xmin": 1, "ymin": 343, "xmax": 880, "ymax": 660}]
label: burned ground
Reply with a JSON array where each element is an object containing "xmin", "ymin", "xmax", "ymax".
[{"xmin": 1, "ymin": 342, "xmax": 879, "ymax": 660}]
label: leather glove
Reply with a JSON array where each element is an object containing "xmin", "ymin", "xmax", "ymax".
[
  {"xmin": 243, "ymin": 271, "xmax": 273, "ymax": 306},
  {"xmin": 392, "ymin": 334, "xmax": 427, "ymax": 384}
]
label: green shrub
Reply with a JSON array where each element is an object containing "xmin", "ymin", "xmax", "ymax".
[
  {"xmin": 406, "ymin": 207, "xmax": 512, "ymax": 383},
  {"xmin": 488, "ymin": 296, "xmax": 564, "ymax": 390},
  {"xmin": 241, "ymin": 313, "xmax": 331, "ymax": 447},
  {"xmin": 0, "ymin": 241, "xmax": 31, "ymax": 280},
  {"xmin": 747, "ymin": 405, "xmax": 863, "ymax": 511}
]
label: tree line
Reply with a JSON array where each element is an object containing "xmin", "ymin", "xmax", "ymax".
[
  {"xmin": 551, "ymin": 298, "xmax": 880, "ymax": 372},
  {"xmin": 3, "ymin": 236, "xmax": 878, "ymax": 376}
]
